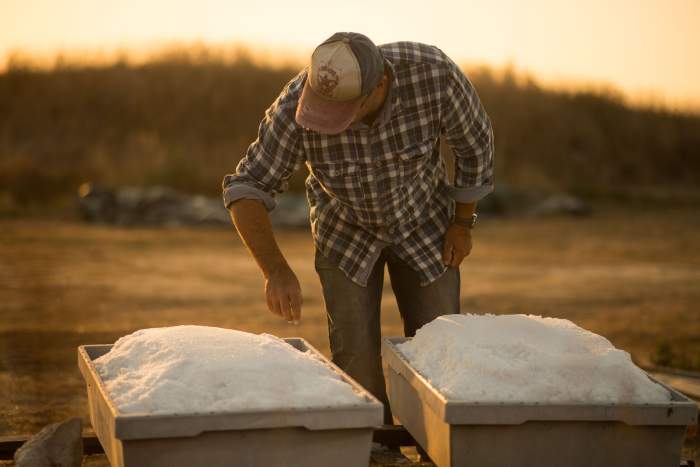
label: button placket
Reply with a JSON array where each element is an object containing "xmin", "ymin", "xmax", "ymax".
[{"xmin": 366, "ymin": 137, "xmax": 384, "ymax": 225}]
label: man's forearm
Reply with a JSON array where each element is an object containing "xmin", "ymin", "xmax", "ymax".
[{"xmin": 229, "ymin": 199, "xmax": 290, "ymax": 278}]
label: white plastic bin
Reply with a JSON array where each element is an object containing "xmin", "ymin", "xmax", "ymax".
[
  {"xmin": 382, "ymin": 336, "xmax": 697, "ymax": 467},
  {"xmin": 78, "ymin": 338, "xmax": 383, "ymax": 467}
]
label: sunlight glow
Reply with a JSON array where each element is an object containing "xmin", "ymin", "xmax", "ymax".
[{"xmin": 2, "ymin": 0, "xmax": 698, "ymax": 109}]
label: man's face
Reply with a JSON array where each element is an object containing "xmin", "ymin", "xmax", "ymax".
[
  {"xmin": 349, "ymin": 95, "xmax": 374, "ymax": 124},
  {"xmin": 349, "ymin": 74, "xmax": 388, "ymax": 125}
]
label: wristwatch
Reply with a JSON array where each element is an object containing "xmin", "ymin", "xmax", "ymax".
[{"xmin": 452, "ymin": 212, "xmax": 478, "ymax": 229}]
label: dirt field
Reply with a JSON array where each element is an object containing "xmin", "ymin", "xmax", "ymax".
[{"xmin": 1, "ymin": 201, "xmax": 699, "ymax": 442}]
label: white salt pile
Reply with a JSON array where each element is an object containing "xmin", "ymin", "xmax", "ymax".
[
  {"xmin": 397, "ymin": 314, "xmax": 671, "ymax": 404},
  {"xmin": 93, "ymin": 326, "xmax": 366, "ymax": 414}
]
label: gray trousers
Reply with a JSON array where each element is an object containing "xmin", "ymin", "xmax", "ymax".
[{"xmin": 314, "ymin": 248, "xmax": 460, "ymax": 424}]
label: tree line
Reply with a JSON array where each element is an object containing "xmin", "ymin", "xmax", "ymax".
[{"xmin": 1, "ymin": 51, "xmax": 698, "ymax": 210}]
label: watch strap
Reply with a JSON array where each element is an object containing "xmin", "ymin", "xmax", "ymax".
[{"xmin": 453, "ymin": 213, "xmax": 477, "ymax": 229}]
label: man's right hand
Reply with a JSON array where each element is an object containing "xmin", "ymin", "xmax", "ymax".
[
  {"xmin": 265, "ymin": 266, "xmax": 303, "ymax": 324},
  {"xmin": 229, "ymin": 199, "xmax": 303, "ymax": 324}
]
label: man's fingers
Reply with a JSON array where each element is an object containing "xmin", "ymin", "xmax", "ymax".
[
  {"xmin": 269, "ymin": 295, "xmax": 297, "ymax": 323},
  {"xmin": 265, "ymin": 282, "xmax": 282, "ymax": 317},
  {"xmin": 275, "ymin": 299, "xmax": 287, "ymax": 320},
  {"xmin": 290, "ymin": 293, "xmax": 302, "ymax": 323},
  {"xmin": 266, "ymin": 292, "xmax": 280, "ymax": 317},
  {"xmin": 268, "ymin": 295, "xmax": 283, "ymax": 317},
  {"xmin": 450, "ymin": 250, "xmax": 465, "ymax": 268},
  {"xmin": 265, "ymin": 270, "xmax": 302, "ymax": 323},
  {"xmin": 278, "ymin": 295, "xmax": 293, "ymax": 322},
  {"xmin": 442, "ymin": 241, "xmax": 453, "ymax": 266}
]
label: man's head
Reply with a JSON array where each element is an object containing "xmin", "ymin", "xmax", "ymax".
[{"xmin": 295, "ymin": 32, "xmax": 387, "ymax": 134}]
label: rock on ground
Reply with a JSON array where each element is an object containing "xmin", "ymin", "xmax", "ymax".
[{"xmin": 14, "ymin": 418, "xmax": 83, "ymax": 467}]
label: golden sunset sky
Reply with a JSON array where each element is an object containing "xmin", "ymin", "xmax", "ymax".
[{"xmin": 2, "ymin": 0, "xmax": 698, "ymax": 109}]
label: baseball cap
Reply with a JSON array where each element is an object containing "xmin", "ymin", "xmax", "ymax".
[{"xmin": 295, "ymin": 32, "xmax": 385, "ymax": 135}]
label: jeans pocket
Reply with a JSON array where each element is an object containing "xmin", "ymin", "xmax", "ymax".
[{"xmin": 314, "ymin": 249, "xmax": 337, "ymax": 272}]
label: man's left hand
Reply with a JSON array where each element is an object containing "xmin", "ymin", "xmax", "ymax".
[{"xmin": 442, "ymin": 224, "xmax": 473, "ymax": 267}]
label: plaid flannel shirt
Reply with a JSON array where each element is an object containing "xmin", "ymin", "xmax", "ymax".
[{"xmin": 222, "ymin": 42, "xmax": 494, "ymax": 287}]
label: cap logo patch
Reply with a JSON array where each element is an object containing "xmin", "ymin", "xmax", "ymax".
[{"xmin": 316, "ymin": 64, "xmax": 340, "ymax": 98}]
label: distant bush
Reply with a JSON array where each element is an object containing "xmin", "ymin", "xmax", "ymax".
[{"xmin": 1, "ymin": 47, "xmax": 699, "ymax": 208}]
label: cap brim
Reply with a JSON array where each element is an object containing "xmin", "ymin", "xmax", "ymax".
[{"xmin": 295, "ymin": 79, "xmax": 363, "ymax": 135}]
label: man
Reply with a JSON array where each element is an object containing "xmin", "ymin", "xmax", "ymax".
[{"xmin": 222, "ymin": 32, "xmax": 494, "ymax": 423}]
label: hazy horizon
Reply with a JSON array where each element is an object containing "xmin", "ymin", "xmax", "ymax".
[{"xmin": 2, "ymin": 0, "xmax": 699, "ymax": 111}]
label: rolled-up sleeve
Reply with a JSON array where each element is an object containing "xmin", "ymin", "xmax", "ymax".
[
  {"xmin": 439, "ymin": 52, "xmax": 495, "ymax": 203},
  {"xmin": 222, "ymin": 71, "xmax": 306, "ymax": 211}
]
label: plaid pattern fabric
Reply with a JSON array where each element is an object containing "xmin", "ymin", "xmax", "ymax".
[{"xmin": 222, "ymin": 41, "xmax": 494, "ymax": 286}]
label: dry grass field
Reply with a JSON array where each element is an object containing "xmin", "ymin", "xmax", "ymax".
[{"xmin": 1, "ymin": 200, "xmax": 699, "ymax": 445}]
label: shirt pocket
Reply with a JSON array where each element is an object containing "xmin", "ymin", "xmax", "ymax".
[
  {"xmin": 309, "ymin": 161, "xmax": 365, "ymax": 206},
  {"xmin": 397, "ymin": 138, "xmax": 434, "ymax": 179}
]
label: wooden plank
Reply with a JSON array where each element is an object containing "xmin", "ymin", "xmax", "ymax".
[
  {"xmin": 372, "ymin": 425, "xmax": 417, "ymax": 448},
  {"xmin": 646, "ymin": 371, "xmax": 700, "ymax": 403}
]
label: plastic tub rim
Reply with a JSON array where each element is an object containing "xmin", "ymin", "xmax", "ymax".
[
  {"xmin": 381, "ymin": 336, "xmax": 698, "ymax": 426},
  {"xmin": 78, "ymin": 337, "xmax": 384, "ymax": 440}
]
